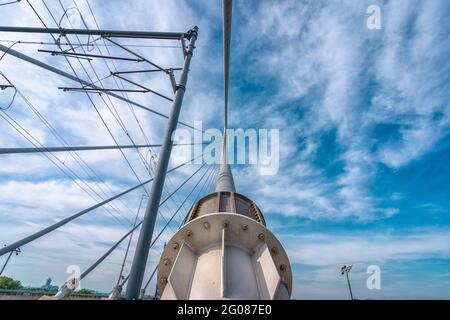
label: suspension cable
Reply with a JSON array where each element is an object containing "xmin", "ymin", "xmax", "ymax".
[
  {"xmin": 77, "ymin": 0, "xmax": 189, "ymax": 228},
  {"xmin": 76, "ymin": 164, "xmax": 208, "ymax": 282},
  {"xmin": 37, "ymin": 0, "xmax": 149, "ymax": 195},
  {"xmin": 119, "ymin": 165, "xmax": 214, "ymax": 290},
  {"xmin": 0, "ymin": 71, "xmax": 135, "ymax": 225},
  {"xmin": 223, "ymin": 0, "xmax": 232, "ymax": 134},
  {"xmin": 143, "ymin": 166, "xmax": 217, "ymax": 294},
  {"xmin": 0, "ymin": 154, "xmax": 202, "ymax": 257},
  {"xmin": 116, "ymin": 194, "xmax": 145, "ymax": 286},
  {"xmin": 50, "ymin": 1, "xmax": 194, "ymax": 230}
]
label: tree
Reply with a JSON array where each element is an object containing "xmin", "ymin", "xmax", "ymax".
[
  {"xmin": 0, "ymin": 276, "xmax": 23, "ymax": 290},
  {"xmin": 75, "ymin": 288, "xmax": 94, "ymax": 295}
]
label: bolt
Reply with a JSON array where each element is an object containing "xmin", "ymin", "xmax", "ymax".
[
  {"xmin": 160, "ymin": 277, "xmax": 168, "ymax": 284},
  {"xmin": 186, "ymin": 230, "xmax": 193, "ymax": 237},
  {"xmin": 258, "ymin": 233, "xmax": 265, "ymax": 241},
  {"xmin": 172, "ymin": 242, "xmax": 179, "ymax": 250},
  {"xmin": 271, "ymin": 247, "xmax": 278, "ymax": 254},
  {"xmin": 222, "ymin": 220, "xmax": 229, "ymax": 229},
  {"xmin": 280, "ymin": 264, "xmax": 287, "ymax": 272},
  {"xmin": 163, "ymin": 258, "xmax": 171, "ymax": 266},
  {"xmin": 241, "ymin": 224, "xmax": 248, "ymax": 231}
]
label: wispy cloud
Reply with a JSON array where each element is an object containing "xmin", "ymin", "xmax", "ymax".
[
  {"xmin": 284, "ymin": 228, "xmax": 450, "ymax": 266},
  {"xmin": 0, "ymin": 0, "xmax": 449, "ymax": 298},
  {"xmin": 231, "ymin": 0, "xmax": 450, "ymax": 221}
]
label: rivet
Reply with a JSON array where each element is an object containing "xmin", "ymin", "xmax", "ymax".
[
  {"xmin": 172, "ymin": 242, "xmax": 179, "ymax": 250},
  {"xmin": 163, "ymin": 258, "xmax": 171, "ymax": 266},
  {"xmin": 160, "ymin": 277, "xmax": 168, "ymax": 284},
  {"xmin": 222, "ymin": 220, "xmax": 229, "ymax": 229},
  {"xmin": 241, "ymin": 224, "xmax": 248, "ymax": 231},
  {"xmin": 280, "ymin": 264, "xmax": 287, "ymax": 272},
  {"xmin": 258, "ymin": 233, "xmax": 265, "ymax": 241},
  {"xmin": 186, "ymin": 230, "xmax": 193, "ymax": 237},
  {"xmin": 203, "ymin": 222, "xmax": 210, "ymax": 229}
]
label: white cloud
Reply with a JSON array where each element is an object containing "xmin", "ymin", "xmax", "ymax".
[
  {"xmin": 284, "ymin": 228, "xmax": 450, "ymax": 266},
  {"xmin": 1, "ymin": 0, "xmax": 449, "ymax": 298},
  {"xmin": 286, "ymin": 228, "xmax": 450, "ymax": 299},
  {"xmin": 231, "ymin": 0, "xmax": 450, "ymax": 220}
]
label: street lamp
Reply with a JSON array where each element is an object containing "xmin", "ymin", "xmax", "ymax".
[
  {"xmin": 0, "ymin": 245, "xmax": 21, "ymax": 275},
  {"xmin": 341, "ymin": 264, "xmax": 354, "ymax": 300}
]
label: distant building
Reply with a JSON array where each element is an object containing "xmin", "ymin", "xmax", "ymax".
[{"xmin": 40, "ymin": 278, "xmax": 58, "ymax": 292}]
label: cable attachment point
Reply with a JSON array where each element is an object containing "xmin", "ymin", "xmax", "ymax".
[
  {"xmin": 186, "ymin": 26, "xmax": 199, "ymax": 40},
  {"xmin": 176, "ymin": 84, "xmax": 186, "ymax": 92}
]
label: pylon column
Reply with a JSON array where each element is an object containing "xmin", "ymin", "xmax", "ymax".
[{"xmin": 125, "ymin": 26, "xmax": 198, "ymax": 300}]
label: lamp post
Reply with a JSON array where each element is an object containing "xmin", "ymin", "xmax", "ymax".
[
  {"xmin": 0, "ymin": 246, "xmax": 21, "ymax": 275},
  {"xmin": 341, "ymin": 265, "xmax": 354, "ymax": 300}
]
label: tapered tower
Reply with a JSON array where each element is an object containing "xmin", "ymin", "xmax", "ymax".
[{"xmin": 155, "ymin": 0, "xmax": 291, "ymax": 299}]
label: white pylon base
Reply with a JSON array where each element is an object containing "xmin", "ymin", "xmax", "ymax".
[{"xmin": 157, "ymin": 213, "xmax": 292, "ymax": 300}]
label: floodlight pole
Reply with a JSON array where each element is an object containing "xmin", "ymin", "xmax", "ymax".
[
  {"xmin": 345, "ymin": 270, "xmax": 353, "ymax": 300},
  {"xmin": 341, "ymin": 265, "xmax": 354, "ymax": 300},
  {"xmin": 125, "ymin": 26, "xmax": 198, "ymax": 300}
]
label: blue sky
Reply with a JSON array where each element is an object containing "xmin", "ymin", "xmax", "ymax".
[{"xmin": 0, "ymin": 0, "xmax": 449, "ymax": 299}]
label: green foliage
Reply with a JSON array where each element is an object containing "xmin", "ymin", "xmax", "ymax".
[
  {"xmin": 0, "ymin": 276, "xmax": 23, "ymax": 290},
  {"xmin": 75, "ymin": 288, "xmax": 94, "ymax": 295}
]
